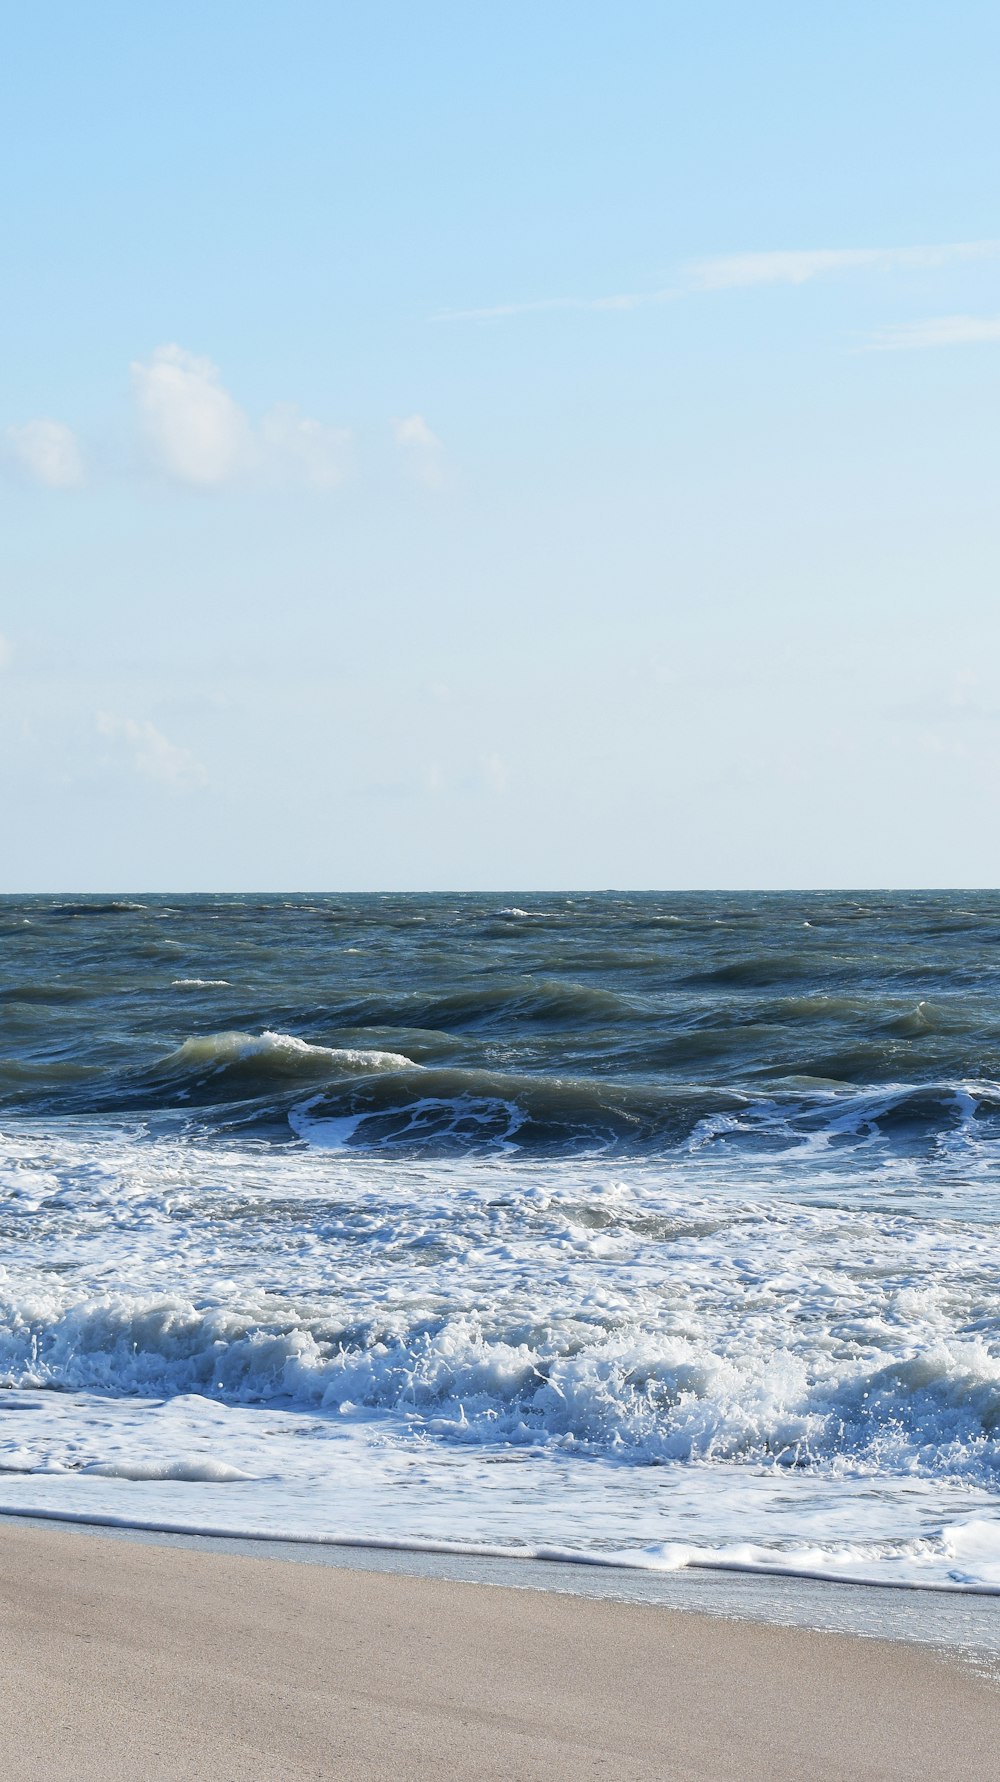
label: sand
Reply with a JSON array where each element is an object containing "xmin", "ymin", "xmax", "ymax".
[{"xmin": 0, "ymin": 1524, "xmax": 994, "ymax": 1780}]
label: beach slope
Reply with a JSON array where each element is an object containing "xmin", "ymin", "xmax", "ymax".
[{"xmin": 0, "ymin": 1525, "xmax": 993, "ymax": 1780}]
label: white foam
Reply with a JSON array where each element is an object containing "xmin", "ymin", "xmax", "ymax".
[
  {"xmin": 0, "ymin": 1387, "xmax": 997, "ymax": 1590},
  {"xmin": 289, "ymin": 1091, "xmax": 524, "ymax": 1151},
  {"xmin": 0, "ymin": 1120, "xmax": 999, "ymax": 1587},
  {"xmin": 82, "ymin": 1459, "xmax": 255, "ymax": 1483}
]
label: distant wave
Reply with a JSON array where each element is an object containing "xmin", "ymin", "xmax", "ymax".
[
  {"xmin": 49, "ymin": 901, "xmax": 148, "ymax": 918},
  {"xmin": 4, "ymin": 1003, "xmax": 1000, "ymax": 1159}
]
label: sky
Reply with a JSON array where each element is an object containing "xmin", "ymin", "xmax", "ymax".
[{"xmin": 3, "ymin": 1, "xmax": 1000, "ymax": 891}]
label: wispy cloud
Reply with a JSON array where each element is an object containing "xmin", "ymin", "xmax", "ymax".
[
  {"xmin": 97, "ymin": 713, "xmax": 207, "ymax": 790},
  {"xmin": 438, "ymin": 290, "xmax": 670, "ymax": 322},
  {"xmin": 392, "ymin": 413, "xmax": 446, "ymax": 488},
  {"xmin": 437, "ymin": 289, "xmax": 676, "ymax": 322},
  {"xmin": 866, "ymin": 313, "xmax": 1000, "ymax": 351},
  {"xmin": 440, "ymin": 240, "xmax": 1000, "ymax": 321},
  {"xmin": 131, "ymin": 345, "xmax": 350, "ymax": 489},
  {"xmin": 687, "ymin": 242, "xmax": 999, "ymax": 291},
  {"xmin": 4, "ymin": 419, "xmax": 85, "ymax": 487}
]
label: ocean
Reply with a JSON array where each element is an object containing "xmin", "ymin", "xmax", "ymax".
[{"xmin": 2, "ymin": 890, "xmax": 1000, "ymax": 1592}]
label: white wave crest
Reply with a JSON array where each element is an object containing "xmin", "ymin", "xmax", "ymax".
[{"xmin": 161, "ymin": 1030, "xmax": 412, "ymax": 1074}]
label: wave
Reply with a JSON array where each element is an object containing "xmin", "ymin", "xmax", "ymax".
[
  {"xmin": 289, "ymin": 1067, "xmax": 741, "ymax": 1153},
  {"xmin": 289, "ymin": 979, "xmax": 641, "ymax": 1033},
  {"xmin": 6, "ymin": 1002, "xmax": 1000, "ymax": 1156},
  {"xmin": 150, "ymin": 1029, "xmax": 412, "ymax": 1097},
  {"xmin": 89, "ymin": 1026, "xmax": 1000, "ymax": 1156},
  {"xmin": 160, "ymin": 1029, "xmax": 407, "ymax": 1068},
  {"xmin": 3, "ymin": 1282, "xmax": 1000, "ymax": 1490},
  {"xmin": 683, "ymin": 953, "xmax": 822, "ymax": 988},
  {"xmin": 49, "ymin": 901, "xmax": 148, "ymax": 918},
  {"xmin": 292, "ymin": 1073, "xmax": 1000, "ymax": 1158},
  {"xmin": 0, "ymin": 984, "xmax": 89, "ymax": 1005}
]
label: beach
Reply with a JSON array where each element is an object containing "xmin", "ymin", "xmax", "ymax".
[{"xmin": 0, "ymin": 1523, "xmax": 995, "ymax": 1781}]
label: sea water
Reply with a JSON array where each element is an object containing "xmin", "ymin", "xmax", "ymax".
[{"xmin": 3, "ymin": 891, "xmax": 1000, "ymax": 1591}]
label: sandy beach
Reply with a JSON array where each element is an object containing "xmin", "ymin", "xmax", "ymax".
[{"xmin": 0, "ymin": 1525, "xmax": 993, "ymax": 1780}]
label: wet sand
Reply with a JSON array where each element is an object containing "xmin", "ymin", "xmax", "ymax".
[{"xmin": 0, "ymin": 1523, "xmax": 994, "ymax": 1780}]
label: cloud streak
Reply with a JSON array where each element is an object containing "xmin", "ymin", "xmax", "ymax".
[
  {"xmin": 437, "ymin": 289, "xmax": 676, "ymax": 322},
  {"xmin": 866, "ymin": 313, "xmax": 1000, "ymax": 351},
  {"xmin": 687, "ymin": 242, "xmax": 1000, "ymax": 291},
  {"xmin": 440, "ymin": 240, "xmax": 1000, "ymax": 321}
]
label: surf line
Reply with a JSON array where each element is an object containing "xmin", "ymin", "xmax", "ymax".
[{"xmin": 0, "ymin": 1504, "xmax": 996, "ymax": 1597}]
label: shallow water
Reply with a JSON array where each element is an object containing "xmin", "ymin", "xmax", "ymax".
[{"xmin": 2, "ymin": 891, "xmax": 1000, "ymax": 1589}]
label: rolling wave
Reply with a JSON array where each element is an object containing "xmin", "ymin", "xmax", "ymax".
[
  {"xmin": 2, "ymin": 1281, "xmax": 1000, "ymax": 1489},
  {"xmin": 76, "ymin": 1027, "xmax": 1000, "ymax": 1156}
]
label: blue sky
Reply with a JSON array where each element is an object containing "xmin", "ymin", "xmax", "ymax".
[{"xmin": 3, "ymin": 2, "xmax": 1000, "ymax": 889}]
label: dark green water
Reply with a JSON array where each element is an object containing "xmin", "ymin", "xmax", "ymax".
[{"xmin": 5, "ymin": 891, "xmax": 1000, "ymax": 1154}]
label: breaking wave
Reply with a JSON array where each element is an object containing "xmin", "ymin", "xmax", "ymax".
[{"xmin": 2, "ymin": 1277, "xmax": 1000, "ymax": 1488}]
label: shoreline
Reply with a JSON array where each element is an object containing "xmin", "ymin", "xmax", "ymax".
[
  {"xmin": 0, "ymin": 1520, "xmax": 995, "ymax": 1781},
  {"xmin": 5, "ymin": 1499, "xmax": 1000, "ymax": 1595},
  {"xmin": 2, "ymin": 1508, "xmax": 999, "ymax": 1670}
]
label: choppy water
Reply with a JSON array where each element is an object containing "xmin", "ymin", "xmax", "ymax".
[{"xmin": 3, "ymin": 891, "xmax": 1000, "ymax": 1590}]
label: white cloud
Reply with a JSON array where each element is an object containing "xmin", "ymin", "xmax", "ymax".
[
  {"xmin": 130, "ymin": 344, "xmax": 351, "ymax": 491},
  {"xmin": 441, "ymin": 240, "xmax": 1000, "ymax": 321},
  {"xmin": 393, "ymin": 413, "xmax": 446, "ymax": 488},
  {"xmin": 97, "ymin": 713, "xmax": 207, "ymax": 791},
  {"xmin": 4, "ymin": 419, "xmax": 85, "ymax": 487},
  {"xmin": 866, "ymin": 313, "xmax": 1000, "ymax": 351},
  {"xmin": 259, "ymin": 403, "xmax": 350, "ymax": 488},
  {"xmin": 131, "ymin": 345, "xmax": 252, "ymax": 487}
]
